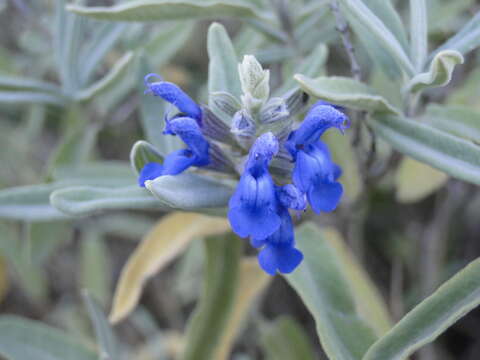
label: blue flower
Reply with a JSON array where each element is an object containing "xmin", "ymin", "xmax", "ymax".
[
  {"xmin": 285, "ymin": 102, "xmax": 348, "ymax": 213},
  {"xmin": 228, "ymin": 132, "xmax": 281, "ymax": 240},
  {"xmin": 144, "ymin": 74, "xmax": 202, "ymax": 122},
  {"xmin": 138, "ymin": 116, "xmax": 210, "ymax": 186},
  {"xmin": 252, "ymin": 184, "xmax": 305, "ymax": 275}
]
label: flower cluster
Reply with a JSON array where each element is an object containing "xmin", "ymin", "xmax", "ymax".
[{"xmin": 137, "ymin": 56, "xmax": 349, "ymax": 275}]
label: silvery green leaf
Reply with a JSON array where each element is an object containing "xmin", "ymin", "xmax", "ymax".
[
  {"xmin": 432, "ymin": 10, "xmax": 480, "ymax": 57},
  {"xmin": 295, "ymin": 75, "xmax": 400, "ymax": 114},
  {"xmin": 405, "ymin": 50, "xmax": 463, "ymax": 93},
  {"xmin": 275, "ymin": 43, "xmax": 328, "ymax": 96},
  {"xmin": 67, "ymin": 0, "xmax": 270, "ymax": 22},
  {"xmin": 0, "ymin": 75, "xmax": 62, "ymax": 94},
  {"xmin": 76, "ymin": 52, "xmax": 134, "ymax": 102},
  {"xmin": 363, "ymin": 258, "xmax": 480, "ymax": 360},
  {"xmin": 238, "ymin": 55, "xmax": 270, "ymax": 103},
  {"xmin": 337, "ymin": 0, "xmax": 414, "ymax": 76},
  {"xmin": 130, "ymin": 140, "xmax": 164, "ymax": 174},
  {"xmin": 207, "ymin": 23, "xmax": 242, "ymax": 102},
  {"xmin": 424, "ymin": 104, "xmax": 480, "ymax": 143},
  {"xmin": 145, "ymin": 173, "xmax": 234, "ymax": 210},
  {"xmin": 0, "ymin": 316, "xmax": 97, "ymax": 360},
  {"xmin": 80, "ymin": 22, "xmax": 127, "ymax": 86},
  {"xmin": 50, "ymin": 186, "xmax": 168, "ymax": 216},
  {"xmin": 61, "ymin": 10, "xmax": 85, "ymax": 94},
  {"xmin": 202, "ymin": 106, "xmax": 236, "ymax": 143},
  {"xmin": 0, "ymin": 184, "xmax": 71, "ymax": 222},
  {"xmin": 137, "ymin": 54, "xmax": 183, "ymax": 154},
  {"xmin": 52, "ymin": 162, "xmax": 136, "ymax": 187},
  {"xmin": 82, "ymin": 292, "xmax": 118, "ymax": 360},
  {"xmin": 210, "ymin": 91, "xmax": 242, "ymax": 118},
  {"xmin": 283, "ymin": 89, "xmax": 309, "ymax": 118},
  {"xmin": 369, "ymin": 114, "xmax": 480, "ymax": 186},
  {"xmin": 409, "ymin": 0, "xmax": 427, "ymax": 71},
  {"xmin": 0, "ymin": 91, "xmax": 67, "ymax": 106}
]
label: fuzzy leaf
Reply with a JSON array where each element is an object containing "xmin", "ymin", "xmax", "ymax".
[
  {"xmin": 409, "ymin": 0, "xmax": 427, "ymax": 71},
  {"xmin": 109, "ymin": 212, "xmax": 230, "ymax": 323},
  {"xmin": 405, "ymin": 50, "xmax": 463, "ymax": 93},
  {"xmin": 370, "ymin": 114, "xmax": 480, "ymax": 186},
  {"xmin": 294, "ymin": 75, "xmax": 400, "ymax": 114},
  {"xmin": 130, "ymin": 140, "xmax": 164, "ymax": 174},
  {"xmin": 363, "ymin": 258, "xmax": 480, "ymax": 360}
]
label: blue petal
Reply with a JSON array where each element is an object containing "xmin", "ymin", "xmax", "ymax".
[
  {"xmin": 138, "ymin": 162, "xmax": 164, "ymax": 187},
  {"xmin": 277, "ymin": 184, "xmax": 306, "ymax": 211},
  {"xmin": 258, "ymin": 245, "xmax": 303, "ymax": 275},
  {"xmin": 161, "ymin": 149, "xmax": 197, "ymax": 175},
  {"xmin": 168, "ymin": 117, "xmax": 210, "ymax": 166},
  {"xmin": 144, "ymin": 74, "xmax": 202, "ymax": 121},
  {"xmin": 245, "ymin": 132, "xmax": 279, "ymax": 173},
  {"xmin": 308, "ymin": 181, "xmax": 343, "ymax": 213}
]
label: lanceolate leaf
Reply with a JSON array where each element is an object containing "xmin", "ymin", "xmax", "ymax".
[
  {"xmin": 363, "ymin": 258, "xmax": 480, "ymax": 360},
  {"xmin": 409, "ymin": 0, "xmax": 428, "ymax": 71},
  {"xmin": 109, "ymin": 212, "xmax": 231, "ymax": 323},
  {"xmin": 369, "ymin": 114, "xmax": 480, "ymax": 186},
  {"xmin": 207, "ymin": 23, "xmax": 242, "ymax": 102},
  {"xmin": 130, "ymin": 140, "xmax": 164, "ymax": 174},
  {"xmin": 0, "ymin": 316, "xmax": 97, "ymax": 360},
  {"xmin": 424, "ymin": 104, "xmax": 480, "ymax": 143},
  {"xmin": 67, "ymin": 0, "xmax": 269, "ymax": 22},
  {"xmin": 405, "ymin": 50, "xmax": 463, "ymax": 93},
  {"xmin": 0, "ymin": 91, "xmax": 67, "ymax": 106},
  {"xmin": 294, "ymin": 75, "xmax": 400, "ymax": 114},
  {"xmin": 284, "ymin": 223, "xmax": 386, "ymax": 360},
  {"xmin": 181, "ymin": 233, "xmax": 243, "ymax": 360},
  {"xmin": 432, "ymin": 10, "xmax": 480, "ymax": 57},
  {"xmin": 0, "ymin": 75, "xmax": 62, "ymax": 94}
]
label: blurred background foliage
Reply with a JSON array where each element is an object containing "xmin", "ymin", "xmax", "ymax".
[{"xmin": 0, "ymin": 0, "xmax": 480, "ymax": 359}]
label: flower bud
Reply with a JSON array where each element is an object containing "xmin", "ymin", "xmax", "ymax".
[{"xmin": 238, "ymin": 55, "xmax": 270, "ymax": 106}]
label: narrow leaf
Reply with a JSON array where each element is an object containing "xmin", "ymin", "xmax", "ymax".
[
  {"xmin": 405, "ymin": 50, "xmax": 463, "ymax": 93},
  {"xmin": 145, "ymin": 173, "xmax": 234, "ymax": 210},
  {"xmin": 363, "ymin": 258, "xmax": 480, "ymax": 360},
  {"xmin": 83, "ymin": 292, "xmax": 118, "ymax": 360},
  {"xmin": 261, "ymin": 316, "xmax": 316, "ymax": 360},
  {"xmin": 181, "ymin": 233, "xmax": 243, "ymax": 360},
  {"xmin": 294, "ymin": 75, "xmax": 400, "ymax": 114},
  {"xmin": 395, "ymin": 158, "xmax": 448, "ymax": 203},
  {"xmin": 369, "ymin": 114, "xmax": 480, "ymax": 186},
  {"xmin": 409, "ymin": 0, "xmax": 428, "ymax": 71},
  {"xmin": 0, "ymin": 316, "xmax": 97, "ymax": 360},
  {"xmin": 68, "ymin": 0, "xmax": 269, "ymax": 22},
  {"xmin": 109, "ymin": 212, "xmax": 230, "ymax": 323},
  {"xmin": 0, "ymin": 91, "xmax": 67, "ymax": 106},
  {"xmin": 130, "ymin": 140, "xmax": 164, "ymax": 174},
  {"xmin": 0, "ymin": 75, "xmax": 62, "ymax": 94},
  {"xmin": 337, "ymin": 0, "xmax": 414, "ymax": 75},
  {"xmin": 207, "ymin": 22, "xmax": 242, "ymax": 102},
  {"xmin": 284, "ymin": 223, "xmax": 386, "ymax": 360}
]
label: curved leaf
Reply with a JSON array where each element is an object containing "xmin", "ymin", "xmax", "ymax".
[
  {"xmin": 67, "ymin": 0, "xmax": 269, "ymax": 22},
  {"xmin": 294, "ymin": 75, "xmax": 400, "ymax": 114},
  {"xmin": 130, "ymin": 140, "xmax": 164, "ymax": 174},
  {"xmin": 363, "ymin": 258, "xmax": 480, "ymax": 360},
  {"xmin": 405, "ymin": 50, "xmax": 464, "ymax": 93},
  {"xmin": 395, "ymin": 158, "xmax": 448, "ymax": 203},
  {"xmin": 181, "ymin": 233, "xmax": 243, "ymax": 360},
  {"xmin": 284, "ymin": 223, "xmax": 388, "ymax": 360},
  {"xmin": 369, "ymin": 114, "xmax": 480, "ymax": 186},
  {"xmin": 0, "ymin": 316, "xmax": 97, "ymax": 360},
  {"xmin": 109, "ymin": 212, "xmax": 230, "ymax": 323},
  {"xmin": 50, "ymin": 185, "xmax": 166, "ymax": 216},
  {"xmin": 145, "ymin": 173, "xmax": 234, "ymax": 210}
]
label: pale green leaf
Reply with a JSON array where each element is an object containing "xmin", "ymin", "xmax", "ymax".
[
  {"xmin": 284, "ymin": 223, "xmax": 387, "ymax": 360},
  {"xmin": 83, "ymin": 292, "xmax": 118, "ymax": 360},
  {"xmin": 0, "ymin": 75, "xmax": 62, "ymax": 94},
  {"xmin": 405, "ymin": 50, "xmax": 464, "ymax": 93},
  {"xmin": 294, "ymin": 75, "xmax": 400, "ymax": 114},
  {"xmin": 207, "ymin": 23, "xmax": 242, "ymax": 103},
  {"xmin": 369, "ymin": 114, "xmax": 480, "ymax": 186},
  {"xmin": 424, "ymin": 104, "xmax": 480, "ymax": 143},
  {"xmin": 130, "ymin": 140, "xmax": 164, "ymax": 174},
  {"xmin": 433, "ymin": 11, "xmax": 480, "ymax": 57},
  {"xmin": 145, "ymin": 173, "xmax": 234, "ymax": 210},
  {"xmin": 76, "ymin": 52, "xmax": 134, "ymax": 102},
  {"xmin": 261, "ymin": 316, "xmax": 316, "ymax": 360},
  {"xmin": 395, "ymin": 158, "xmax": 448, "ymax": 203},
  {"xmin": 0, "ymin": 315, "xmax": 97, "ymax": 360},
  {"xmin": 409, "ymin": 0, "xmax": 428, "ymax": 71},
  {"xmin": 0, "ymin": 91, "xmax": 67, "ymax": 106},
  {"xmin": 50, "ymin": 185, "xmax": 166, "ymax": 216},
  {"xmin": 67, "ymin": 0, "xmax": 269, "ymax": 22},
  {"xmin": 363, "ymin": 258, "xmax": 480, "ymax": 360},
  {"xmin": 181, "ymin": 233, "xmax": 243, "ymax": 360},
  {"xmin": 109, "ymin": 212, "xmax": 230, "ymax": 323},
  {"xmin": 337, "ymin": 0, "xmax": 414, "ymax": 75}
]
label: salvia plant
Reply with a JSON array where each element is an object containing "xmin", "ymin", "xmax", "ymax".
[{"xmin": 1, "ymin": 1, "xmax": 480, "ymax": 360}]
